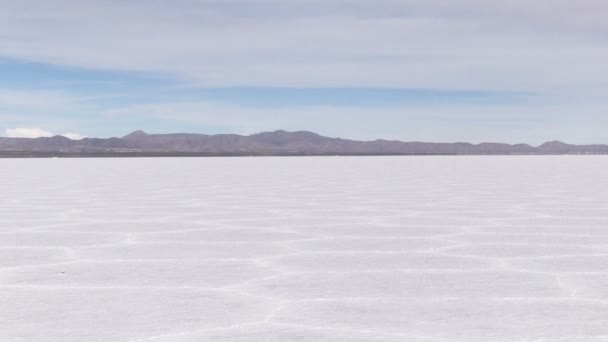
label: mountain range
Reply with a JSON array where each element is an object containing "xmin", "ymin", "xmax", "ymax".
[{"xmin": 1, "ymin": 130, "xmax": 607, "ymax": 157}]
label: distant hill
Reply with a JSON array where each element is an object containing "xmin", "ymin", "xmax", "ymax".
[{"xmin": 1, "ymin": 130, "xmax": 607, "ymax": 157}]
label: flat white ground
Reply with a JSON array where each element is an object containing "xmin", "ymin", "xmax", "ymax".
[{"xmin": 1, "ymin": 156, "xmax": 608, "ymax": 342}]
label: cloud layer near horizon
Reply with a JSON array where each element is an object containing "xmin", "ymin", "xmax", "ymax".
[
  {"xmin": 2, "ymin": 0, "xmax": 607, "ymax": 90},
  {"xmin": 1, "ymin": 0, "xmax": 607, "ymax": 143},
  {"xmin": 5, "ymin": 127, "xmax": 85, "ymax": 140}
]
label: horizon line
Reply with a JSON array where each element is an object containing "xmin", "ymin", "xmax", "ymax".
[{"xmin": 2, "ymin": 129, "xmax": 605, "ymax": 148}]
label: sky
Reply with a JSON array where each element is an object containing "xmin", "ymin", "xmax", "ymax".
[{"xmin": 1, "ymin": 0, "xmax": 607, "ymax": 144}]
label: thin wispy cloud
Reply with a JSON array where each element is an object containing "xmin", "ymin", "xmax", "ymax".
[
  {"xmin": 0, "ymin": 90, "xmax": 76, "ymax": 111},
  {"xmin": 0, "ymin": 0, "xmax": 607, "ymax": 142},
  {"xmin": 5, "ymin": 127, "xmax": 85, "ymax": 140},
  {"xmin": 5, "ymin": 127, "xmax": 54, "ymax": 139},
  {"xmin": 100, "ymin": 99, "xmax": 608, "ymax": 144},
  {"xmin": 1, "ymin": 0, "xmax": 606, "ymax": 89}
]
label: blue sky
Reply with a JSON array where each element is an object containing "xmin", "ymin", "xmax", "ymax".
[{"xmin": 1, "ymin": 0, "xmax": 608, "ymax": 144}]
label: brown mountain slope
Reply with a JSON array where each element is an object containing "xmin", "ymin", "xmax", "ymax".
[{"xmin": 0, "ymin": 130, "xmax": 607, "ymax": 156}]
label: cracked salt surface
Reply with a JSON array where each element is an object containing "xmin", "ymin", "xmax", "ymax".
[{"xmin": 1, "ymin": 156, "xmax": 608, "ymax": 341}]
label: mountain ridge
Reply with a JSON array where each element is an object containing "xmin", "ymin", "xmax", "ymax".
[{"xmin": 0, "ymin": 130, "xmax": 607, "ymax": 156}]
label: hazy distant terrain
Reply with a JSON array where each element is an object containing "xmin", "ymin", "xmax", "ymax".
[
  {"xmin": 1, "ymin": 130, "xmax": 608, "ymax": 157},
  {"xmin": 1, "ymin": 156, "xmax": 607, "ymax": 341}
]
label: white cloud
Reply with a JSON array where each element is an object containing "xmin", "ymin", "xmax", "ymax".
[
  {"xmin": 0, "ymin": 0, "xmax": 607, "ymax": 91},
  {"xmin": 0, "ymin": 90, "xmax": 76, "ymax": 111},
  {"xmin": 1, "ymin": 1, "xmax": 608, "ymax": 143},
  {"xmin": 102, "ymin": 100, "xmax": 608, "ymax": 145},
  {"xmin": 60, "ymin": 132, "xmax": 86, "ymax": 140},
  {"xmin": 5, "ymin": 127, "xmax": 54, "ymax": 138},
  {"xmin": 4, "ymin": 127, "xmax": 85, "ymax": 140}
]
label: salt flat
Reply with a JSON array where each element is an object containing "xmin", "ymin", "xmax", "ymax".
[{"xmin": 1, "ymin": 156, "xmax": 608, "ymax": 342}]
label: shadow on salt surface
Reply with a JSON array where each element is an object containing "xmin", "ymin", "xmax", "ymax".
[
  {"xmin": 471, "ymin": 225, "xmax": 608, "ymax": 236},
  {"xmin": 38, "ymin": 221, "xmax": 210, "ymax": 233},
  {"xmin": 65, "ymin": 209, "xmax": 194, "ymax": 221},
  {"xmin": 222, "ymin": 216, "xmax": 367, "ymax": 228},
  {"xmin": 397, "ymin": 209, "xmax": 525, "ymax": 219},
  {"xmin": 0, "ymin": 231, "xmax": 125, "ymax": 247},
  {"xmin": 1, "ymin": 260, "xmax": 274, "ymax": 287},
  {"xmin": 493, "ymin": 217, "xmax": 608, "ymax": 227},
  {"xmin": 286, "ymin": 237, "xmax": 453, "ymax": 252},
  {"xmin": 448, "ymin": 233, "xmax": 608, "ymax": 245},
  {"xmin": 133, "ymin": 228, "xmax": 316, "ymax": 243},
  {"xmin": 301, "ymin": 225, "xmax": 460, "ymax": 237},
  {"xmin": 274, "ymin": 299, "xmax": 608, "ymax": 341},
  {"xmin": 0, "ymin": 247, "xmax": 74, "ymax": 268},
  {"xmin": 507, "ymin": 255, "xmax": 608, "ymax": 273},
  {"xmin": 559, "ymin": 274, "xmax": 608, "ymax": 298},
  {"xmin": 269, "ymin": 252, "xmax": 495, "ymax": 272},
  {"xmin": 441, "ymin": 244, "xmax": 601, "ymax": 258},
  {"xmin": 77, "ymin": 242, "xmax": 291, "ymax": 259},
  {"xmin": 0, "ymin": 219, "xmax": 89, "ymax": 232},
  {"xmin": 377, "ymin": 216, "xmax": 491, "ymax": 227},
  {"xmin": 0, "ymin": 212, "xmax": 77, "ymax": 221},
  {"xmin": 0, "ymin": 288, "xmax": 273, "ymax": 342},
  {"xmin": 139, "ymin": 323, "xmax": 421, "ymax": 342},
  {"xmin": 242, "ymin": 271, "xmax": 565, "ymax": 299},
  {"xmin": 511, "ymin": 207, "xmax": 608, "ymax": 217},
  {"xmin": 168, "ymin": 210, "xmax": 291, "ymax": 222}
]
